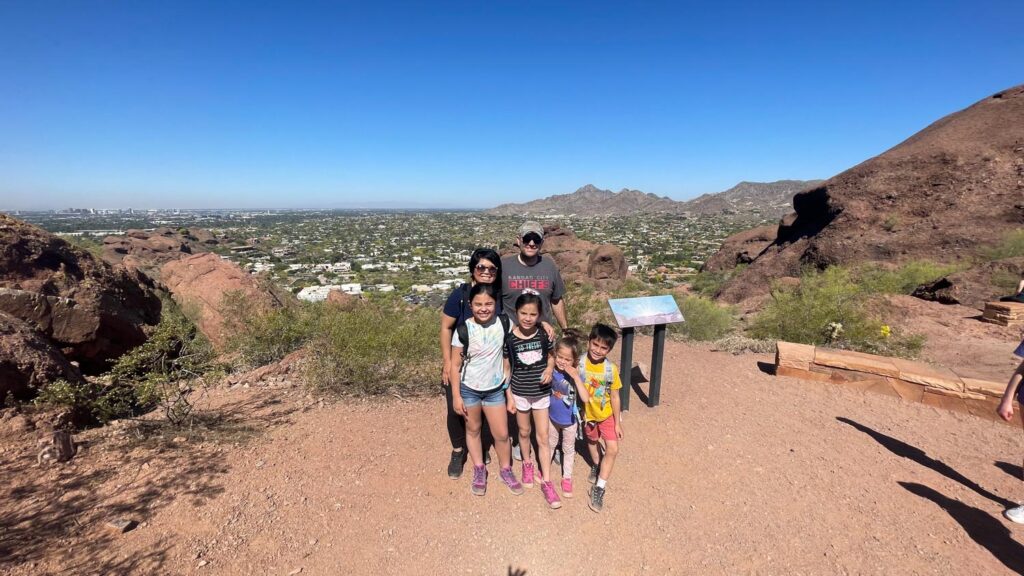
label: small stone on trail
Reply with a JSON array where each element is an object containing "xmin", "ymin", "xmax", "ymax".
[
  {"xmin": 288, "ymin": 568, "xmax": 303, "ymax": 575},
  {"xmin": 198, "ymin": 559, "xmax": 209, "ymax": 567},
  {"xmin": 105, "ymin": 519, "xmax": 138, "ymax": 533},
  {"xmin": 173, "ymin": 436, "xmax": 186, "ymax": 443}
]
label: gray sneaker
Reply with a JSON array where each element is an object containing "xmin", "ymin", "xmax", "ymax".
[
  {"xmin": 512, "ymin": 443, "xmax": 522, "ymax": 461},
  {"xmin": 589, "ymin": 485, "xmax": 605, "ymax": 512},
  {"xmin": 553, "ymin": 448, "xmax": 562, "ymax": 466},
  {"xmin": 587, "ymin": 464, "xmax": 599, "ymax": 484}
]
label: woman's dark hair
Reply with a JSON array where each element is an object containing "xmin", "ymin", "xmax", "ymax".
[
  {"xmin": 514, "ymin": 292, "xmax": 543, "ymax": 314},
  {"xmin": 468, "ymin": 248, "xmax": 501, "ymax": 280},
  {"xmin": 468, "ymin": 247, "xmax": 503, "ymax": 305},
  {"xmin": 468, "ymin": 281, "xmax": 499, "ymax": 302}
]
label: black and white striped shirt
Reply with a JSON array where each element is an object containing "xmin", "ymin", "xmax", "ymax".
[{"xmin": 505, "ymin": 330, "xmax": 554, "ymax": 398}]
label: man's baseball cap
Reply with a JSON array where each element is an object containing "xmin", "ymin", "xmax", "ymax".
[{"xmin": 518, "ymin": 221, "xmax": 544, "ymax": 239}]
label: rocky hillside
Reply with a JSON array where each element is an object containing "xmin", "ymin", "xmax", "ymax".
[
  {"xmin": 487, "ymin": 184, "xmax": 680, "ymax": 216},
  {"xmin": 487, "ymin": 180, "xmax": 821, "ymax": 217},
  {"xmin": 682, "ymin": 180, "xmax": 823, "ymax": 216},
  {"xmin": 0, "ymin": 214, "xmax": 163, "ymax": 401},
  {"xmin": 712, "ymin": 84, "xmax": 1024, "ymax": 306}
]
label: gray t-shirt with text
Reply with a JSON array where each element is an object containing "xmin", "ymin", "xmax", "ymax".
[{"xmin": 501, "ymin": 254, "xmax": 565, "ymax": 324}]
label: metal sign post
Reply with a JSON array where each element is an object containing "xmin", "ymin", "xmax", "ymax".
[{"xmin": 607, "ymin": 295, "xmax": 684, "ymax": 409}]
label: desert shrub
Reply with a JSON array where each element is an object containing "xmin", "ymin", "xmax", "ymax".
[
  {"xmin": 305, "ymin": 298, "xmax": 437, "ymax": 396},
  {"xmin": 991, "ymin": 269, "xmax": 1021, "ymax": 293},
  {"xmin": 674, "ymin": 296, "xmax": 736, "ymax": 341},
  {"xmin": 711, "ymin": 334, "xmax": 777, "ymax": 355},
  {"xmin": 222, "ymin": 292, "xmax": 318, "ymax": 368},
  {"xmin": 982, "ymin": 229, "xmax": 1024, "ymax": 260},
  {"xmin": 855, "ymin": 260, "xmax": 959, "ymax": 295},
  {"xmin": 109, "ymin": 302, "xmax": 222, "ymax": 425},
  {"xmin": 36, "ymin": 301, "xmax": 221, "ymax": 425},
  {"xmin": 750, "ymin": 266, "xmax": 923, "ymax": 358},
  {"xmin": 688, "ymin": 270, "xmax": 730, "ymax": 298}
]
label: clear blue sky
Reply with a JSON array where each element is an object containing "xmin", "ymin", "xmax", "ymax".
[{"xmin": 1, "ymin": 1, "xmax": 1021, "ymax": 210}]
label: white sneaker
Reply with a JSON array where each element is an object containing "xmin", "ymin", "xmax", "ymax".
[
  {"xmin": 512, "ymin": 443, "xmax": 522, "ymax": 461},
  {"xmin": 1004, "ymin": 505, "xmax": 1024, "ymax": 524}
]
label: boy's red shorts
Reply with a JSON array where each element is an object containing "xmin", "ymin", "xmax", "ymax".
[{"xmin": 583, "ymin": 417, "xmax": 617, "ymax": 442}]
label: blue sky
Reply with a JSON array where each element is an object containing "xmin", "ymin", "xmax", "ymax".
[{"xmin": 1, "ymin": 1, "xmax": 1021, "ymax": 210}]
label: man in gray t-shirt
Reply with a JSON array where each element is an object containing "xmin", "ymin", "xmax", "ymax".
[{"xmin": 501, "ymin": 221, "xmax": 569, "ymax": 330}]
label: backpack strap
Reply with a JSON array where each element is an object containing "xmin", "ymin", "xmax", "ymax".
[{"xmin": 457, "ymin": 282, "xmax": 471, "ymax": 324}]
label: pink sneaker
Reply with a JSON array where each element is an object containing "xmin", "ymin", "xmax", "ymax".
[
  {"xmin": 561, "ymin": 478, "xmax": 573, "ymax": 498},
  {"xmin": 541, "ymin": 481, "xmax": 562, "ymax": 509},
  {"xmin": 521, "ymin": 462, "xmax": 535, "ymax": 488},
  {"xmin": 499, "ymin": 467, "xmax": 524, "ymax": 495}
]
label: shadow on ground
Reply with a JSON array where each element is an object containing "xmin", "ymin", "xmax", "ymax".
[
  {"xmin": 0, "ymin": 393, "xmax": 300, "ymax": 573},
  {"xmin": 836, "ymin": 416, "xmax": 1015, "ymax": 509},
  {"xmin": 900, "ymin": 482, "xmax": 1024, "ymax": 575}
]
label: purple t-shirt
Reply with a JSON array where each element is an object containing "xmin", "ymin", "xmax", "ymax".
[{"xmin": 549, "ymin": 370, "xmax": 576, "ymax": 427}]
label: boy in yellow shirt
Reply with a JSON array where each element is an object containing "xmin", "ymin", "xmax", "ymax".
[{"xmin": 579, "ymin": 323, "xmax": 623, "ymax": 512}]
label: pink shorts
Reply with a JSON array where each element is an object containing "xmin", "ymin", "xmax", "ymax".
[{"xmin": 583, "ymin": 417, "xmax": 617, "ymax": 442}]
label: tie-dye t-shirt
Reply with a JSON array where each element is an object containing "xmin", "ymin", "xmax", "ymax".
[{"xmin": 452, "ymin": 318, "xmax": 508, "ymax": 392}]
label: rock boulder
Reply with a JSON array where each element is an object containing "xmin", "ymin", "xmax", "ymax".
[
  {"xmin": 160, "ymin": 253, "xmax": 292, "ymax": 349},
  {"xmin": 0, "ymin": 214, "xmax": 162, "ymax": 374}
]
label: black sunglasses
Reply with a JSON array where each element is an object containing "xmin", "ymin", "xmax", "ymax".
[{"xmin": 522, "ymin": 233, "xmax": 543, "ymax": 246}]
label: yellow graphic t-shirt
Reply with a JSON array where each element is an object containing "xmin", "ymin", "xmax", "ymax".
[{"xmin": 581, "ymin": 357, "xmax": 622, "ymax": 423}]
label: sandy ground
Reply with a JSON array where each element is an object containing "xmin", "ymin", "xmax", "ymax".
[{"xmin": 4, "ymin": 336, "xmax": 1024, "ymax": 575}]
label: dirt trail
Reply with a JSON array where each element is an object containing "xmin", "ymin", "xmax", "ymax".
[{"xmin": 4, "ymin": 337, "xmax": 1024, "ymax": 575}]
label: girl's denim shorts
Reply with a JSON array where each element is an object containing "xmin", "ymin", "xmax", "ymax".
[{"xmin": 459, "ymin": 384, "xmax": 506, "ymax": 407}]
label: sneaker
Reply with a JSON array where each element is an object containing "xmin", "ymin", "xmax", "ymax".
[
  {"xmin": 471, "ymin": 465, "xmax": 487, "ymax": 496},
  {"xmin": 561, "ymin": 478, "xmax": 574, "ymax": 498},
  {"xmin": 542, "ymin": 481, "xmax": 562, "ymax": 509},
  {"xmin": 588, "ymin": 464, "xmax": 600, "ymax": 484},
  {"xmin": 512, "ymin": 443, "xmax": 523, "ymax": 461},
  {"xmin": 499, "ymin": 467, "xmax": 524, "ymax": 495},
  {"xmin": 484, "ymin": 451, "xmax": 491, "ymax": 466},
  {"xmin": 553, "ymin": 448, "xmax": 562, "ymax": 466},
  {"xmin": 589, "ymin": 485, "xmax": 605, "ymax": 512},
  {"xmin": 1005, "ymin": 504, "xmax": 1024, "ymax": 524},
  {"xmin": 447, "ymin": 450, "xmax": 466, "ymax": 479},
  {"xmin": 521, "ymin": 462, "xmax": 536, "ymax": 488}
]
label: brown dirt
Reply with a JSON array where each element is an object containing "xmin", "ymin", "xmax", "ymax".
[{"xmin": 4, "ymin": 336, "xmax": 1024, "ymax": 575}]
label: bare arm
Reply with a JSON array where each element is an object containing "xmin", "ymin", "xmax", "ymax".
[
  {"xmin": 440, "ymin": 313, "xmax": 458, "ymax": 385},
  {"xmin": 1017, "ymin": 279, "xmax": 1024, "ymax": 295},
  {"xmin": 566, "ymin": 366, "xmax": 590, "ymax": 402},
  {"xmin": 997, "ymin": 360, "xmax": 1024, "ymax": 421},
  {"xmin": 550, "ymin": 298, "xmax": 569, "ymax": 331},
  {"xmin": 610, "ymin": 384, "xmax": 623, "ymax": 439}
]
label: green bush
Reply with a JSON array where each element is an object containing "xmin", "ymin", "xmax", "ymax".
[
  {"xmin": 855, "ymin": 260, "xmax": 959, "ymax": 295},
  {"xmin": 36, "ymin": 301, "xmax": 221, "ymax": 425},
  {"xmin": 982, "ymin": 229, "xmax": 1024, "ymax": 261},
  {"xmin": 750, "ymin": 266, "xmax": 923, "ymax": 358},
  {"xmin": 305, "ymin": 299, "xmax": 437, "ymax": 396},
  {"xmin": 674, "ymin": 296, "xmax": 736, "ymax": 341},
  {"xmin": 688, "ymin": 270, "xmax": 730, "ymax": 298},
  {"xmin": 222, "ymin": 293, "xmax": 318, "ymax": 368}
]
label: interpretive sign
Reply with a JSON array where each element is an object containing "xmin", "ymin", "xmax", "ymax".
[
  {"xmin": 608, "ymin": 295, "xmax": 684, "ymax": 328},
  {"xmin": 607, "ymin": 295, "xmax": 685, "ymax": 410}
]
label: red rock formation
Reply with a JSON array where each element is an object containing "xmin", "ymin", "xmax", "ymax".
[
  {"xmin": 0, "ymin": 312, "xmax": 84, "ymax": 404},
  {"xmin": 714, "ymin": 85, "xmax": 1024, "ymax": 306},
  {"xmin": 160, "ymin": 253, "xmax": 291, "ymax": 349},
  {"xmin": 701, "ymin": 224, "xmax": 777, "ymax": 273},
  {"xmin": 0, "ymin": 214, "xmax": 161, "ymax": 374}
]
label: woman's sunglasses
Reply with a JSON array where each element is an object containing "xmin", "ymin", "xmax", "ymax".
[{"xmin": 474, "ymin": 264, "xmax": 498, "ymax": 274}]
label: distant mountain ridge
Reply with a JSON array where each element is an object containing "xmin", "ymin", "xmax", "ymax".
[{"xmin": 486, "ymin": 180, "xmax": 822, "ymax": 217}]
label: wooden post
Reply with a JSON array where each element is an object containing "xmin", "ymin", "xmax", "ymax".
[
  {"xmin": 648, "ymin": 324, "xmax": 666, "ymax": 407},
  {"xmin": 619, "ymin": 327, "xmax": 634, "ymax": 411}
]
